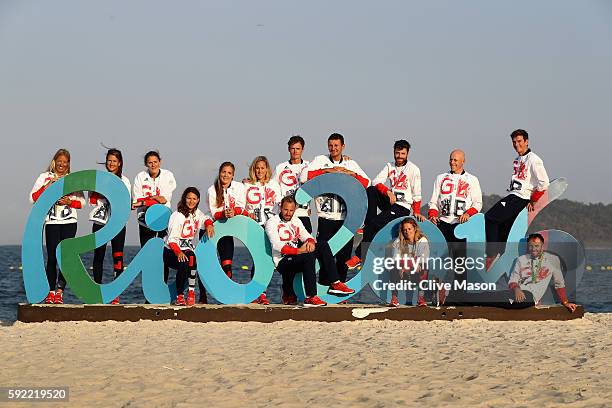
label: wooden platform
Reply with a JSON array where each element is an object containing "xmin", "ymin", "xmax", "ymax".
[{"xmin": 17, "ymin": 303, "xmax": 584, "ymax": 323}]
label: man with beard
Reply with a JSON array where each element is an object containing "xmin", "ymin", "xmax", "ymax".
[{"xmin": 346, "ymin": 139, "xmax": 423, "ymax": 270}]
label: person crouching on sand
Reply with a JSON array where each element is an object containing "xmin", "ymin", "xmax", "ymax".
[{"xmin": 389, "ymin": 218, "xmax": 430, "ymax": 307}]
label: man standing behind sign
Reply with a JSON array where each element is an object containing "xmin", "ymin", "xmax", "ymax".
[
  {"xmin": 428, "ymin": 149, "xmax": 482, "ymax": 280},
  {"xmin": 485, "ymin": 129, "xmax": 549, "ymax": 269},
  {"xmin": 273, "ymin": 135, "xmax": 312, "ymax": 233},
  {"xmin": 305, "ymin": 133, "xmax": 370, "ymax": 283}
]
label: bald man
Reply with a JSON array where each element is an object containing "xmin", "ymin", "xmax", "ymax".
[{"xmin": 428, "ymin": 150, "xmax": 482, "ymax": 292}]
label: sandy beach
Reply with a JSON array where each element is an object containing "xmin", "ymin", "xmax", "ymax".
[{"xmin": 1, "ymin": 313, "xmax": 611, "ymax": 407}]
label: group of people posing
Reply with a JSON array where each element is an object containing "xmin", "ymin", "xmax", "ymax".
[{"xmin": 30, "ymin": 130, "xmax": 576, "ymax": 311}]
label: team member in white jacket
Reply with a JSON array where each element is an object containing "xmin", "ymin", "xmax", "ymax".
[
  {"xmin": 206, "ymin": 161, "xmax": 248, "ymax": 279},
  {"xmin": 265, "ymin": 196, "xmax": 355, "ymax": 306},
  {"xmin": 29, "ymin": 149, "xmax": 85, "ymax": 304},
  {"xmin": 429, "ymin": 150, "xmax": 482, "ymax": 267},
  {"xmin": 132, "ymin": 151, "xmax": 176, "ymax": 246},
  {"xmin": 485, "ymin": 130, "xmax": 549, "ymax": 269},
  {"xmin": 244, "ymin": 155, "xmax": 281, "ymax": 305},
  {"xmin": 389, "ymin": 218, "xmax": 430, "ymax": 307},
  {"xmin": 508, "ymin": 234, "xmax": 575, "ymax": 311},
  {"xmin": 273, "ymin": 135, "xmax": 312, "ymax": 232},
  {"xmin": 244, "ymin": 156, "xmax": 281, "ymax": 227},
  {"xmin": 88, "ymin": 148, "xmax": 131, "ymax": 304},
  {"xmin": 470, "ymin": 234, "xmax": 577, "ymax": 311},
  {"xmin": 164, "ymin": 187, "xmax": 214, "ymax": 306},
  {"xmin": 347, "ymin": 139, "xmax": 423, "ymax": 270},
  {"xmin": 305, "ymin": 133, "xmax": 370, "ymax": 282}
]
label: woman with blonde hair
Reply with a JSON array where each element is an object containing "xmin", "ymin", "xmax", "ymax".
[
  {"xmin": 243, "ymin": 156, "xmax": 281, "ymax": 304},
  {"xmin": 390, "ymin": 217, "xmax": 430, "ymax": 307},
  {"xmin": 29, "ymin": 149, "xmax": 85, "ymax": 304}
]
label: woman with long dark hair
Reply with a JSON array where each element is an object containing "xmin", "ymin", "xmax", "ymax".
[
  {"xmin": 88, "ymin": 148, "xmax": 131, "ymax": 304},
  {"xmin": 164, "ymin": 187, "xmax": 214, "ymax": 306},
  {"xmin": 132, "ymin": 150, "xmax": 176, "ymax": 246},
  {"xmin": 29, "ymin": 149, "xmax": 85, "ymax": 304}
]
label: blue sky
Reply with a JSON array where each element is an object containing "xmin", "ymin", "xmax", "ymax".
[{"xmin": 1, "ymin": 0, "xmax": 610, "ymax": 244}]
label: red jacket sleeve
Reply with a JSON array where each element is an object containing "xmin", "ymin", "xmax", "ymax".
[
  {"xmin": 411, "ymin": 201, "xmax": 421, "ymax": 215},
  {"xmin": 530, "ymin": 190, "xmax": 545, "ymax": 202},
  {"xmin": 307, "ymin": 169, "xmax": 325, "ymax": 180},
  {"xmin": 466, "ymin": 207, "xmax": 478, "ymax": 216},
  {"xmin": 136, "ymin": 197, "xmax": 158, "ymax": 207},
  {"xmin": 169, "ymin": 243, "xmax": 182, "ymax": 257},
  {"xmin": 281, "ymin": 244, "xmax": 299, "ymax": 256},
  {"xmin": 353, "ymin": 174, "xmax": 369, "ymax": 188},
  {"xmin": 428, "ymin": 209, "xmax": 439, "ymax": 218},
  {"xmin": 555, "ymin": 287, "xmax": 569, "ymax": 304},
  {"xmin": 375, "ymin": 183, "xmax": 389, "ymax": 195},
  {"xmin": 31, "ymin": 185, "xmax": 48, "ymax": 202}
]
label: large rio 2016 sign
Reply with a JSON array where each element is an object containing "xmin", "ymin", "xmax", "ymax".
[{"xmin": 22, "ymin": 170, "xmax": 585, "ymax": 305}]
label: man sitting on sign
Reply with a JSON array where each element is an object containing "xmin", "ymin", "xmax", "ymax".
[
  {"xmin": 508, "ymin": 233, "xmax": 577, "ymax": 312},
  {"xmin": 265, "ymin": 196, "xmax": 355, "ymax": 306}
]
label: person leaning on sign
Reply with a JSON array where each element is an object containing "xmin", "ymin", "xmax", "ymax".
[
  {"xmin": 508, "ymin": 233, "xmax": 577, "ymax": 312},
  {"xmin": 304, "ymin": 133, "xmax": 370, "ymax": 283}
]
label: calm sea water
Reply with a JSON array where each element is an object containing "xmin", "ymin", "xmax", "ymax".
[{"xmin": 2, "ymin": 245, "xmax": 611, "ymax": 323}]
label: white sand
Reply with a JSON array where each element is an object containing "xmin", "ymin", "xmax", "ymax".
[{"xmin": 1, "ymin": 313, "xmax": 611, "ymax": 407}]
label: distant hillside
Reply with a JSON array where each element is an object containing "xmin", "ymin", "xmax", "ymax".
[{"xmin": 482, "ymin": 195, "xmax": 612, "ymax": 247}]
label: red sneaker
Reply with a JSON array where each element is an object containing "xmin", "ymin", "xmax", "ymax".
[
  {"xmin": 175, "ymin": 294, "xmax": 186, "ymax": 306},
  {"xmin": 43, "ymin": 291, "xmax": 55, "ymax": 304},
  {"xmin": 417, "ymin": 296, "xmax": 427, "ymax": 307},
  {"xmin": 282, "ymin": 293, "xmax": 298, "ymax": 305},
  {"xmin": 186, "ymin": 290, "xmax": 196, "ymax": 306},
  {"xmin": 389, "ymin": 294, "xmax": 400, "ymax": 307},
  {"xmin": 54, "ymin": 290, "xmax": 64, "ymax": 304},
  {"xmin": 345, "ymin": 256, "xmax": 362, "ymax": 270},
  {"xmin": 328, "ymin": 281, "xmax": 355, "ymax": 296},
  {"xmin": 437, "ymin": 287, "xmax": 447, "ymax": 306},
  {"xmin": 304, "ymin": 296, "xmax": 327, "ymax": 307},
  {"xmin": 356, "ymin": 228, "xmax": 364, "ymax": 235},
  {"xmin": 251, "ymin": 293, "xmax": 270, "ymax": 305},
  {"xmin": 111, "ymin": 297, "xmax": 120, "ymax": 305}
]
